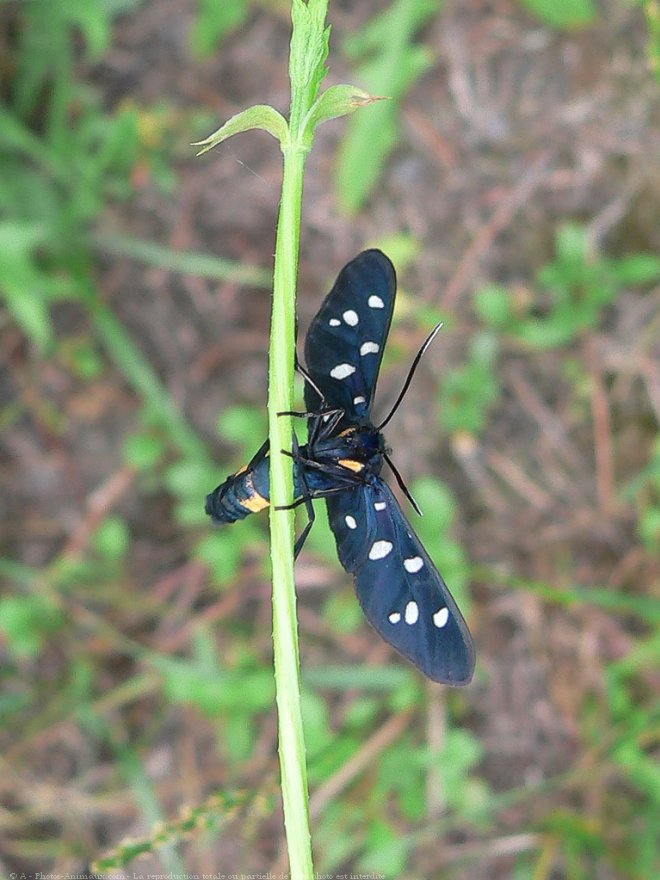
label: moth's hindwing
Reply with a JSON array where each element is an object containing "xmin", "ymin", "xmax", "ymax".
[
  {"xmin": 326, "ymin": 479, "xmax": 475, "ymax": 685},
  {"xmin": 304, "ymin": 249, "xmax": 396, "ymax": 422}
]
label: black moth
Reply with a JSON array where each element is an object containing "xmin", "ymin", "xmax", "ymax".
[{"xmin": 206, "ymin": 250, "xmax": 475, "ymax": 685}]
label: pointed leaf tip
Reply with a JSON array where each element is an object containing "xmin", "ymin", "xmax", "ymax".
[{"xmin": 302, "ymin": 85, "xmax": 386, "ymax": 141}]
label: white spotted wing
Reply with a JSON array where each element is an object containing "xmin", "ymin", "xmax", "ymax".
[
  {"xmin": 304, "ymin": 250, "xmax": 396, "ymax": 424},
  {"xmin": 326, "ymin": 479, "xmax": 475, "ymax": 685}
]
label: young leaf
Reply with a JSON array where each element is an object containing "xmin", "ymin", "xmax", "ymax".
[
  {"xmin": 289, "ymin": 0, "xmax": 331, "ymax": 123},
  {"xmin": 193, "ymin": 105, "xmax": 289, "ymax": 155},
  {"xmin": 302, "ymin": 84, "xmax": 382, "ymax": 142}
]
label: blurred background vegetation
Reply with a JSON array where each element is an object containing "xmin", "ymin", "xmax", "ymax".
[{"xmin": 0, "ymin": 0, "xmax": 658, "ymax": 877}]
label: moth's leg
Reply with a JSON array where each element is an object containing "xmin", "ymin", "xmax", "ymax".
[
  {"xmin": 280, "ymin": 449, "xmax": 368, "ymax": 487},
  {"xmin": 275, "ymin": 483, "xmax": 348, "ymax": 512},
  {"xmin": 293, "ymin": 355, "xmax": 343, "ymax": 446},
  {"xmin": 293, "ymin": 491, "xmax": 315, "ymax": 560},
  {"xmin": 274, "ymin": 495, "xmax": 309, "ymax": 512},
  {"xmin": 316, "ymin": 407, "xmax": 344, "ymax": 439},
  {"xmin": 277, "ymin": 407, "xmax": 345, "ymax": 449},
  {"xmin": 274, "ymin": 430, "xmax": 316, "ymax": 560},
  {"xmin": 292, "ymin": 460, "xmax": 354, "ymax": 558},
  {"xmin": 245, "ymin": 438, "xmax": 270, "ymax": 470}
]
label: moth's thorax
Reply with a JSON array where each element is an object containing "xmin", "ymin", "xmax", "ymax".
[
  {"xmin": 339, "ymin": 424, "xmax": 385, "ymax": 458},
  {"xmin": 307, "ymin": 423, "xmax": 384, "ymax": 477}
]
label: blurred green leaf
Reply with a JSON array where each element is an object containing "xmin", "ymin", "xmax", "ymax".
[
  {"xmin": 322, "ymin": 589, "xmax": 363, "ymax": 634},
  {"xmin": 474, "ymin": 284, "xmax": 514, "ymax": 327},
  {"xmin": 377, "ymin": 737, "xmax": 427, "ymax": 820},
  {"xmin": 337, "ymin": 0, "xmax": 438, "ymax": 214},
  {"xmin": 360, "ymin": 817, "xmax": 411, "ymax": 876},
  {"xmin": 438, "ymin": 330, "xmax": 500, "ymax": 435},
  {"xmin": 342, "ymin": 695, "xmax": 381, "ymax": 729},
  {"xmin": 13, "ymin": 0, "xmax": 111, "ymax": 118},
  {"xmin": 222, "ymin": 711, "xmax": 257, "ymax": 761},
  {"xmin": 371, "ymin": 233, "xmax": 421, "ymax": 273},
  {"xmin": 301, "ymin": 688, "xmax": 333, "ymax": 756},
  {"xmin": 303, "ymin": 665, "xmax": 414, "ymax": 692},
  {"xmin": 123, "ymin": 433, "xmax": 167, "ymax": 470},
  {"xmin": 0, "ymin": 222, "xmax": 56, "ymax": 348},
  {"xmin": 0, "ymin": 595, "xmax": 64, "ymax": 658},
  {"xmin": 94, "ymin": 233, "xmax": 272, "ymax": 286},
  {"xmin": 165, "ymin": 457, "xmax": 214, "ymax": 499},
  {"xmin": 191, "ymin": 0, "xmax": 249, "ymax": 57},
  {"xmin": 410, "ymin": 476, "xmax": 456, "ymax": 535},
  {"xmin": 518, "ymin": 0, "xmax": 597, "ymax": 29},
  {"xmin": 641, "ymin": 0, "xmax": 660, "ymax": 82},
  {"xmin": 153, "ymin": 653, "xmax": 274, "ymax": 716},
  {"xmin": 195, "ymin": 532, "xmax": 242, "ymax": 584},
  {"xmin": 217, "ymin": 405, "xmax": 268, "ymax": 450},
  {"xmin": 307, "ymin": 733, "xmax": 361, "ymax": 784},
  {"xmin": 639, "ymin": 505, "xmax": 660, "ymax": 551},
  {"xmin": 610, "ymin": 253, "xmax": 660, "ymax": 285},
  {"xmin": 92, "ymin": 516, "xmax": 131, "ymax": 561},
  {"xmin": 66, "ymin": 338, "xmax": 104, "ymax": 379},
  {"xmin": 437, "ymin": 727, "xmax": 485, "ymax": 810},
  {"xmin": 315, "ymin": 801, "xmax": 363, "ymax": 870}
]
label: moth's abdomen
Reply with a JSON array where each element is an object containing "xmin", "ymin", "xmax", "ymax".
[{"xmin": 205, "ymin": 457, "xmax": 271, "ymax": 524}]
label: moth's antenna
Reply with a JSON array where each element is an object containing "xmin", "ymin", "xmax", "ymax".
[
  {"xmin": 376, "ymin": 322, "xmax": 443, "ymax": 431},
  {"xmin": 384, "ymin": 453, "xmax": 422, "ymax": 516}
]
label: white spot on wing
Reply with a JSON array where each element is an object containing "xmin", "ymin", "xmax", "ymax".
[
  {"xmin": 388, "ymin": 612, "xmax": 401, "ymax": 624},
  {"xmin": 369, "ymin": 540, "xmax": 393, "ymax": 560},
  {"xmin": 405, "ymin": 601, "xmax": 419, "ymax": 624},
  {"xmin": 329, "ymin": 318, "xmax": 341, "ymax": 327},
  {"xmin": 374, "ymin": 501, "xmax": 386, "ymax": 511},
  {"xmin": 330, "ymin": 363, "xmax": 356, "ymax": 380},
  {"xmin": 403, "ymin": 556, "xmax": 424, "ymax": 573},
  {"xmin": 433, "ymin": 607, "xmax": 449, "ymax": 628},
  {"xmin": 360, "ymin": 341, "xmax": 380, "ymax": 356},
  {"xmin": 353, "ymin": 395, "xmax": 366, "ymax": 405},
  {"xmin": 342, "ymin": 309, "xmax": 359, "ymax": 326},
  {"xmin": 345, "ymin": 515, "xmax": 357, "ymax": 530},
  {"xmin": 368, "ymin": 295, "xmax": 385, "ymax": 308}
]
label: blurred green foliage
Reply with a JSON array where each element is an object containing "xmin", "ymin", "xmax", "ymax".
[
  {"xmin": 192, "ymin": 0, "xmax": 250, "ymax": 56},
  {"xmin": 641, "ymin": 0, "xmax": 660, "ymax": 81},
  {"xmin": 336, "ymin": 0, "xmax": 438, "ymax": 214},
  {"xmin": 0, "ymin": 593, "xmax": 64, "ymax": 659},
  {"xmin": 625, "ymin": 436, "xmax": 660, "ymax": 553},
  {"xmin": 438, "ymin": 331, "xmax": 501, "ymax": 437},
  {"xmin": 475, "ymin": 224, "xmax": 660, "ymax": 348},
  {"xmin": 517, "ymin": 0, "xmax": 596, "ymax": 29},
  {"xmin": 1, "ymin": 1, "xmax": 658, "ymax": 877}
]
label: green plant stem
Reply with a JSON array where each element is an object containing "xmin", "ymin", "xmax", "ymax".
[{"xmin": 268, "ymin": 140, "xmax": 313, "ymax": 878}]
